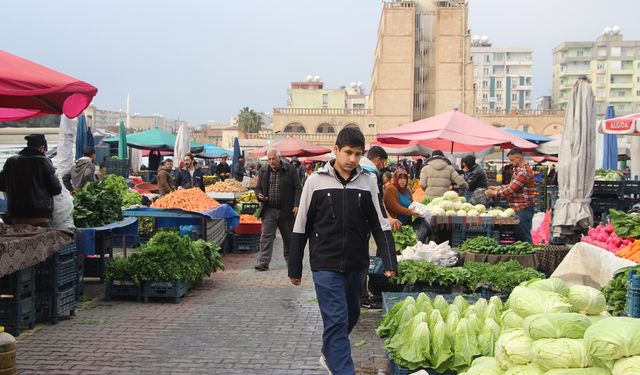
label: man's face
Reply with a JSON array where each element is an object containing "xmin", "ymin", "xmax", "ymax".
[
  {"xmin": 334, "ymin": 145, "xmax": 363, "ymax": 172},
  {"xmin": 38, "ymin": 145, "xmax": 47, "ymax": 154},
  {"xmin": 221, "ymin": 158, "xmax": 227, "ymax": 165},
  {"xmin": 238, "ymin": 158, "xmax": 245, "ymax": 165},
  {"xmin": 267, "ymin": 152, "xmax": 280, "ymax": 169},
  {"xmin": 165, "ymin": 161, "xmax": 173, "ymax": 170},
  {"xmin": 183, "ymin": 156, "xmax": 192, "ymax": 168},
  {"xmin": 508, "ymin": 154, "xmax": 523, "ymax": 167},
  {"xmin": 372, "ymin": 156, "xmax": 387, "ymax": 171}
]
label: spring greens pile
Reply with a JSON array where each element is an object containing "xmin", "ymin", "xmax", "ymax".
[
  {"xmin": 378, "ymin": 293, "xmax": 507, "ymax": 372},
  {"xmin": 460, "ymin": 237, "xmax": 540, "ymax": 255},
  {"xmin": 393, "ymin": 225, "xmax": 419, "ymax": 253},
  {"xmin": 460, "ymin": 279, "xmax": 640, "ymax": 375},
  {"xmin": 610, "ymin": 209, "xmax": 640, "ymax": 239},
  {"xmin": 73, "ymin": 178, "xmax": 124, "ymax": 228},
  {"xmin": 463, "ymin": 261, "xmax": 545, "ymax": 294},
  {"xmin": 105, "ymin": 231, "xmax": 224, "ymax": 284},
  {"xmin": 601, "ymin": 265, "xmax": 640, "ymax": 316},
  {"xmin": 391, "ymin": 260, "xmax": 469, "ymax": 286}
]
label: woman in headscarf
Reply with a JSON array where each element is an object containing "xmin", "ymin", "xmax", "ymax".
[{"xmin": 383, "ymin": 168, "xmax": 416, "ymax": 225}]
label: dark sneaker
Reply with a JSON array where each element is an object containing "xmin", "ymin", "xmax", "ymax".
[{"xmin": 254, "ymin": 264, "xmax": 269, "ymax": 271}]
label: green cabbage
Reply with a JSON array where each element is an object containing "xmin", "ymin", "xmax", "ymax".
[
  {"xmin": 434, "ymin": 295, "xmax": 449, "ymax": 317},
  {"xmin": 613, "ymin": 356, "xmax": 640, "ymax": 375},
  {"xmin": 567, "ymin": 285, "xmax": 607, "ymax": 315},
  {"xmin": 523, "ymin": 313, "xmax": 592, "ymax": 339},
  {"xmin": 453, "ymin": 294, "xmax": 470, "ymax": 313},
  {"xmin": 508, "ymin": 286, "xmax": 572, "ymax": 318},
  {"xmin": 394, "ymin": 321, "xmax": 431, "ymax": 369},
  {"xmin": 504, "ymin": 364, "xmax": 545, "ymax": 375},
  {"xmin": 464, "ymin": 356, "xmax": 503, "ymax": 375},
  {"xmin": 543, "ymin": 368, "xmax": 611, "ymax": 375},
  {"xmin": 525, "ymin": 278, "xmax": 570, "ymax": 296},
  {"xmin": 532, "ymin": 338, "xmax": 591, "ymax": 371},
  {"xmin": 446, "ymin": 310, "xmax": 460, "ymax": 337},
  {"xmin": 430, "ymin": 320, "xmax": 453, "ymax": 371},
  {"xmin": 502, "ymin": 309, "xmax": 525, "ymax": 329},
  {"xmin": 453, "ymin": 318, "xmax": 480, "ymax": 368},
  {"xmin": 429, "ymin": 309, "xmax": 444, "ymax": 329},
  {"xmin": 490, "ymin": 295, "xmax": 504, "ymax": 312},
  {"xmin": 486, "ymin": 303, "xmax": 502, "ymax": 325},
  {"xmin": 474, "ymin": 298, "xmax": 489, "ymax": 321},
  {"xmin": 495, "ymin": 329, "xmax": 534, "ymax": 368},
  {"xmin": 479, "ymin": 318, "xmax": 502, "ymax": 357},
  {"xmin": 584, "ymin": 317, "xmax": 640, "ymax": 360}
]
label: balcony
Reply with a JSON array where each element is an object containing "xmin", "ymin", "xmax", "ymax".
[
  {"xmin": 609, "ymin": 81, "xmax": 634, "ymax": 88},
  {"xmin": 608, "ymin": 96, "xmax": 632, "ymax": 102},
  {"xmin": 558, "ymin": 70, "xmax": 590, "ymax": 77},
  {"xmin": 516, "ymin": 84, "xmax": 533, "ymax": 90},
  {"xmin": 245, "ymin": 132, "xmax": 377, "ymax": 146},
  {"xmin": 273, "ymin": 108, "xmax": 373, "ymax": 116},
  {"xmin": 474, "ymin": 109, "xmax": 565, "ymax": 117}
]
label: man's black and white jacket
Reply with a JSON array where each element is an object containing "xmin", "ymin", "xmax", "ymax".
[{"xmin": 288, "ymin": 161, "xmax": 397, "ymax": 279}]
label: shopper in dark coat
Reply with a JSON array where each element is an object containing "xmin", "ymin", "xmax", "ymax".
[{"xmin": 461, "ymin": 155, "xmax": 488, "ymax": 192}]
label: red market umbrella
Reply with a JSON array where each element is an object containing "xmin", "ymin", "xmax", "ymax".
[
  {"xmin": 601, "ymin": 113, "xmax": 640, "ymax": 135},
  {"xmin": 377, "ymin": 109, "xmax": 536, "ymax": 152},
  {"xmin": 531, "ymin": 155, "xmax": 558, "ymax": 163},
  {"xmin": 0, "ymin": 50, "xmax": 98, "ymax": 121},
  {"xmin": 249, "ymin": 137, "xmax": 330, "ymax": 157}
]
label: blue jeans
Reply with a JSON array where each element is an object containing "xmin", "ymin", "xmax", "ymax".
[
  {"xmin": 312, "ymin": 270, "xmax": 366, "ymax": 375},
  {"xmin": 516, "ymin": 205, "xmax": 534, "ymax": 243}
]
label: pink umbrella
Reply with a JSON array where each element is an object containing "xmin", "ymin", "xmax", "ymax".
[
  {"xmin": 377, "ymin": 109, "xmax": 536, "ymax": 152},
  {"xmin": 0, "ymin": 50, "xmax": 98, "ymax": 121},
  {"xmin": 249, "ymin": 137, "xmax": 330, "ymax": 157},
  {"xmin": 299, "ymin": 153, "xmax": 332, "ymax": 162}
]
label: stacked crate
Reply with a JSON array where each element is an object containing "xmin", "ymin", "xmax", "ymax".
[
  {"xmin": 591, "ymin": 181, "xmax": 625, "ymax": 223},
  {"xmin": 36, "ymin": 244, "xmax": 77, "ymax": 324},
  {"xmin": 0, "ymin": 267, "xmax": 36, "ymax": 336}
]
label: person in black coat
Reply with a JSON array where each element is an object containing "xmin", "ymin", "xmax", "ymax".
[
  {"xmin": 461, "ymin": 155, "xmax": 488, "ymax": 192},
  {"xmin": 215, "ymin": 157, "xmax": 232, "ymax": 181},
  {"xmin": 175, "ymin": 153, "xmax": 205, "ymax": 191}
]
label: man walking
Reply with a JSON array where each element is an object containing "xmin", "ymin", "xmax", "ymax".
[
  {"xmin": 254, "ymin": 148, "xmax": 302, "ymax": 271},
  {"xmin": 0, "ymin": 134, "xmax": 62, "ymax": 225},
  {"xmin": 175, "ymin": 153, "xmax": 205, "ymax": 191},
  {"xmin": 485, "ymin": 148, "xmax": 535, "ymax": 242},
  {"xmin": 233, "ymin": 156, "xmax": 247, "ymax": 182},
  {"xmin": 289, "ymin": 128, "xmax": 397, "ymax": 375}
]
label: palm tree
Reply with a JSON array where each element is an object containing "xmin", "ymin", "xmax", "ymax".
[{"xmin": 237, "ymin": 107, "xmax": 262, "ymax": 134}]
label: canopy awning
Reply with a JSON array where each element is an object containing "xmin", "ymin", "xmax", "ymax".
[
  {"xmin": 249, "ymin": 137, "xmax": 330, "ymax": 157},
  {"xmin": 502, "ymin": 128, "xmax": 553, "ymax": 143},
  {"xmin": 103, "ymin": 128, "xmax": 203, "ymax": 153}
]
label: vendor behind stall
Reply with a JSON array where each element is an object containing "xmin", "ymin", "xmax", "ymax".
[
  {"xmin": 485, "ymin": 148, "xmax": 535, "ymax": 242},
  {"xmin": 384, "ymin": 169, "xmax": 416, "ymax": 225},
  {"xmin": 176, "ymin": 153, "xmax": 205, "ymax": 191},
  {"xmin": 215, "ymin": 156, "xmax": 231, "ymax": 181},
  {"xmin": 0, "ymin": 134, "xmax": 62, "ymax": 226}
]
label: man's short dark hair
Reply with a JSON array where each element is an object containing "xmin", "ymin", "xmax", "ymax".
[
  {"xmin": 507, "ymin": 148, "xmax": 523, "ymax": 156},
  {"xmin": 163, "ymin": 158, "xmax": 173, "ymax": 164},
  {"xmin": 461, "ymin": 155, "xmax": 475, "ymax": 168},
  {"xmin": 238, "ymin": 155, "xmax": 245, "ymax": 160},
  {"xmin": 184, "ymin": 153, "xmax": 195, "ymax": 161},
  {"xmin": 366, "ymin": 146, "xmax": 388, "ymax": 161},
  {"xmin": 432, "ymin": 150, "xmax": 444, "ymax": 157},
  {"xmin": 336, "ymin": 127, "xmax": 365, "ymax": 150},
  {"xmin": 83, "ymin": 146, "xmax": 95, "ymax": 157}
]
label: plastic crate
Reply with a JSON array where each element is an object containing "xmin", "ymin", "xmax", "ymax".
[
  {"xmin": 0, "ymin": 266, "xmax": 35, "ymax": 298},
  {"xmin": 0, "ymin": 296, "xmax": 35, "ymax": 336},
  {"xmin": 593, "ymin": 181, "xmax": 624, "ymax": 197},
  {"xmin": 368, "ymin": 256, "xmax": 384, "ymax": 275},
  {"xmin": 104, "ymin": 159, "xmax": 129, "ymax": 178},
  {"xmin": 230, "ymin": 233, "xmax": 260, "ymax": 253},
  {"xmin": 37, "ymin": 284, "xmax": 76, "ymax": 324},
  {"xmin": 626, "ymin": 270, "xmax": 640, "ymax": 318},
  {"xmin": 36, "ymin": 256, "xmax": 77, "ymax": 288},
  {"xmin": 105, "ymin": 280, "xmax": 142, "ymax": 302},
  {"xmin": 623, "ymin": 180, "xmax": 640, "ymax": 196},
  {"xmin": 479, "ymin": 288, "xmax": 509, "ymax": 302},
  {"xmin": 83, "ymin": 255, "xmax": 112, "ymax": 281},
  {"xmin": 142, "ymin": 281, "xmax": 191, "ymax": 303},
  {"xmin": 237, "ymin": 202, "xmax": 260, "ymax": 215},
  {"xmin": 233, "ymin": 223, "xmax": 262, "ymax": 235},
  {"xmin": 590, "ymin": 198, "xmax": 621, "ymax": 215},
  {"xmin": 402, "ymin": 282, "xmax": 454, "ymax": 295},
  {"xmin": 620, "ymin": 198, "xmax": 639, "ymax": 212}
]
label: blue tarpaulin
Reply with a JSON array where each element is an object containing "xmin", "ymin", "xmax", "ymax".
[
  {"xmin": 503, "ymin": 128, "xmax": 553, "ymax": 143},
  {"xmin": 603, "ymin": 105, "xmax": 618, "ymax": 170}
]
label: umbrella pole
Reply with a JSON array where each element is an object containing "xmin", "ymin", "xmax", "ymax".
[{"xmin": 450, "ymin": 142, "xmax": 454, "ymax": 155}]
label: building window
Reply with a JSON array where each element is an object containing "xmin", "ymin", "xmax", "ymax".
[
  {"xmin": 496, "ymin": 80, "xmax": 502, "ymax": 89},
  {"xmin": 597, "ymin": 75, "xmax": 605, "ymax": 84},
  {"xmin": 597, "ymin": 63, "xmax": 604, "ymax": 70},
  {"xmin": 611, "ymin": 47, "xmax": 621, "ymax": 57},
  {"xmin": 284, "ymin": 123, "xmax": 306, "ymax": 133},
  {"xmin": 496, "ymin": 94, "xmax": 502, "ymax": 102},
  {"xmin": 512, "ymin": 93, "xmax": 517, "ymax": 101},
  {"xmin": 484, "ymin": 55, "xmax": 490, "ymax": 63},
  {"xmin": 496, "ymin": 106, "xmax": 502, "ymax": 110},
  {"xmin": 637, "ymin": 76, "xmax": 640, "ymax": 83},
  {"xmin": 369, "ymin": 123, "xmax": 375, "ymax": 128},
  {"xmin": 482, "ymin": 80, "xmax": 488, "ymax": 88},
  {"xmin": 353, "ymin": 103, "xmax": 365, "ymax": 109},
  {"xmin": 483, "ymin": 67, "xmax": 490, "ymax": 75},
  {"xmin": 316, "ymin": 123, "xmax": 335, "ymax": 134},
  {"xmin": 596, "ymin": 89, "xmax": 605, "ymax": 97},
  {"xmin": 322, "ymin": 94, "xmax": 329, "ymax": 107},
  {"xmin": 577, "ymin": 50, "xmax": 584, "ymax": 57},
  {"xmin": 598, "ymin": 48, "xmax": 607, "ymax": 57},
  {"xmin": 610, "ymin": 61, "xmax": 622, "ymax": 70},
  {"xmin": 618, "ymin": 90, "xmax": 626, "ymax": 97},
  {"xmin": 636, "ymin": 90, "xmax": 640, "ymax": 97},
  {"xmin": 482, "ymin": 93, "xmax": 488, "ymax": 100}
]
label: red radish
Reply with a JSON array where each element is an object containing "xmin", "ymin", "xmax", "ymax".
[{"xmin": 604, "ymin": 224, "xmax": 615, "ymax": 234}]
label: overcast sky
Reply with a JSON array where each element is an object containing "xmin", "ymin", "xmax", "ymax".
[{"xmin": 3, "ymin": 0, "xmax": 639, "ymax": 125}]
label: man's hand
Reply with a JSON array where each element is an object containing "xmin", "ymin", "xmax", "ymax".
[
  {"xmin": 389, "ymin": 217, "xmax": 402, "ymax": 231},
  {"xmin": 485, "ymin": 189, "xmax": 498, "ymax": 198},
  {"xmin": 384, "ymin": 271, "xmax": 396, "ymax": 278},
  {"xmin": 290, "ymin": 278, "xmax": 301, "ymax": 285},
  {"xmin": 258, "ymin": 193, "xmax": 268, "ymax": 202},
  {"xmin": 292, "ymin": 207, "xmax": 299, "ymax": 216}
]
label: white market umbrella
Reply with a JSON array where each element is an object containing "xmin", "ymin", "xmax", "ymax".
[
  {"xmin": 552, "ymin": 79, "xmax": 596, "ymax": 233},
  {"xmin": 173, "ymin": 123, "xmax": 190, "ymax": 163},
  {"xmin": 54, "ymin": 115, "xmax": 77, "ymax": 177},
  {"xmin": 130, "ymin": 147, "xmax": 142, "ymax": 173}
]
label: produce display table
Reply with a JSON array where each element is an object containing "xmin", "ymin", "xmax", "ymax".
[
  {"xmin": 0, "ymin": 224, "xmax": 73, "ymax": 278},
  {"xmin": 551, "ymin": 242, "xmax": 636, "ymax": 289},
  {"xmin": 123, "ymin": 205, "xmax": 239, "ymax": 244},
  {"xmin": 462, "ymin": 252, "xmax": 537, "ymax": 268},
  {"xmin": 535, "ymin": 244, "xmax": 571, "ymax": 276},
  {"xmin": 206, "ymin": 191, "xmax": 245, "ymax": 202},
  {"xmin": 382, "ymin": 292, "xmax": 484, "ymax": 314}
]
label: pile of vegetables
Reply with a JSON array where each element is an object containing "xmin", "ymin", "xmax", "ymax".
[
  {"xmin": 73, "ymin": 177, "xmax": 124, "ymax": 228},
  {"xmin": 391, "ymin": 260, "xmax": 469, "ymax": 287},
  {"xmin": 610, "ymin": 209, "xmax": 640, "ymax": 239},
  {"xmin": 239, "ymin": 214, "xmax": 261, "ymax": 224},
  {"xmin": 426, "ymin": 191, "xmax": 515, "ymax": 218},
  {"xmin": 238, "ymin": 191, "xmax": 258, "ymax": 202},
  {"xmin": 104, "ymin": 175, "xmax": 142, "ymax": 208},
  {"xmin": 397, "ymin": 240, "xmax": 457, "ymax": 267},
  {"xmin": 205, "ymin": 179, "xmax": 247, "ymax": 193},
  {"xmin": 464, "ymin": 261, "xmax": 545, "ymax": 294},
  {"xmin": 595, "ymin": 168, "xmax": 623, "ymax": 181},
  {"xmin": 393, "ymin": 226, "xmax": 419, "ymax": 253},
  {"xmin": 105, "ymin": 231, "xmax": 224, "ymax": 284},
  {"xmin": 377, "ymin": 293, "xmax": 507, "ymax": 373},
  {"xmin": 151, "ymin": 188, "xmax": 220, "ymax": 212},
  {"xmin": 582, "ymin": 221, "xmax": 635, "ymax": 253},
  {"xmin": 460, "ymin": 237, "xmax": 540, "ymax": 255},
  {"xmin": 601, "ymin": 265, "xmax": 640, "ymax": 316},
  {"xmin": 615, "ymin": 240, "xmax": 640, "ymax": 262},
  {"xmin": 460, "ymin": 278, "xmax": 640, "ymax": 375}
]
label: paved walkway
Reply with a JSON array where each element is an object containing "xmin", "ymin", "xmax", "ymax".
[{"xmin": 17, "ymin": 235, "xmax": 388, "ymax": 374}]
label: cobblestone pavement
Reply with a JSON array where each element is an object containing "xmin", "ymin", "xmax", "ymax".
[{"xmin": 17, "ymin": 235, "xmax": 388, "ymax": 374}]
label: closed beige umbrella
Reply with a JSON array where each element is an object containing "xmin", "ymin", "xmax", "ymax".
[{"xmin": 552, "ymin": 79, "xmax": 596, "ymax": 236}]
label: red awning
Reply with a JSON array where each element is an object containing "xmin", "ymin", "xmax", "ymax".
[
  {"xmin": 602, "ymin": 113, "xmax": 640, "ymax": 135},
  {"xmin": 0, "ymin": 50, "xmax": 98, "ymax": 121},
  {"xmin": 249, "ymin": 137, "xmax": 331, "ymax": 157}
]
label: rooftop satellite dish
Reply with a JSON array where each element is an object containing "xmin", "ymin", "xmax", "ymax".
[
  {"xmin": 314, "ymin": 76, "xmax": 321, "ymax": 82},
  {"xmin": 612, "ymin": 25, "xmax": 621, "ymax": 34},
  {"xmin": 357, "ymin": 82, "xmax": 363, "ymax": 87},
  {"xmin": 305, "ymin": 75, "xmax": 313, "ymax": 82},
  {"xmin": 481, "ymin": 35, "xmax": 489, "ymax": 41},
  {"xmin": 604, "ymin": 27, "xmax": 612, "ymax": 35},
  {"xmin": 350, "ymin": 82, "xmax": 356, "ymax": 87}
]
